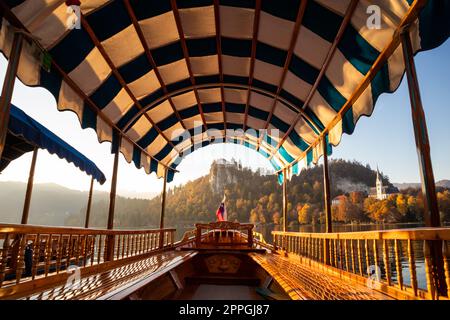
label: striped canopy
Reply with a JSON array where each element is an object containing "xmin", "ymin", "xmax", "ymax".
[{"xmin": 0, "ymin": 0, "xmax": 449, "ymax": 183}]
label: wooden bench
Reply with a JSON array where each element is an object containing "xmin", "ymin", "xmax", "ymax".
[
  {"xmin": 2, "ymin": 250, "xmax": 196, "ymax": 300},
  {"xmin": 249, "ymin": 252, "xmax": 393, "ymax": 300}
]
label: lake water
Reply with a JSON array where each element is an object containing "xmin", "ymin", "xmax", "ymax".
[{"xmin": 175, "ymin": 222, "xmax": 450, "ymax": 291}]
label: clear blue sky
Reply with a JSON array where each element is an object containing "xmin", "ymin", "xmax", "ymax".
[{"xmin": 0, "ymin": 39, "xmax": 449, "ymax": 197}]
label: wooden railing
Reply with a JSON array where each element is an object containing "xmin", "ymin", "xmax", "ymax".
[
  {"xmin": 273, "ymin": 228, "xmax": 450, "ymax": 300},
  {"xmin": 195, "ymin": 222, "xmax": 254, "ymax": 248},
  {"xmin": 0, "ymin": 224, "xmax": 175, "ymax": 288}
]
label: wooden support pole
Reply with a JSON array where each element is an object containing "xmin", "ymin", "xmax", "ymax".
[
  {"xmin": 21, "ymin": 147, "xmax": 38, "ymax": 224},
  {"xmin": 322, "ymin": 138, "xmax": 332, "ymax": 264},
  {"xmin": 0, "ymin": 32, "xmax": 23, "ymax": 160},
  {"xmin": 159, "ymin": 168, "xmax": 168, "ymax": 248},
  {"xmin": 84, "ymin": 177, "xmax": 94, "ymax": 228},
  {"xmin": 282, "ymin": 169, "xmax": 288, "ymax": 232},
  {"xmin": 106, "ymin": 147, "xmax": 119, "ymax": 261},
  {"xmin": 322, "ymin": 138, "xmax": 332, "ymax": 233},
  {"xmin": 401, "ymin": 29, "xmax": 446, "ymax": 296},
  {"xmin": 107, "ymin": 150, "xmax": 119, "ymax": 230}
]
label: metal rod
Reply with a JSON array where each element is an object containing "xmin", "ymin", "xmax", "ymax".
[
  {"xmin": 21, "ymin": 147, "xmax": 38, "ymax": 224},
  {"xmin": 282, "ymin": 169, "xmax": 288, "ymax": 232},
  {"xmin": 401, "ymin": 29, "xmax": 446, "ymax": 296},
  {"xmin": 0, "ymin": 32, "xmax": 23, "ymax": 160},
  {"xmin": 322, "ymin": 138, "xmax": 332, "ymax": 233},
  {"xmin": 84, "ymin": 177, "xmax": 94, "ymax": 228}
]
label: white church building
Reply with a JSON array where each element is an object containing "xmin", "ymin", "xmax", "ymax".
[{"xmin": 369, "ymin": 168, "xmax": 399, "ymax": 200}]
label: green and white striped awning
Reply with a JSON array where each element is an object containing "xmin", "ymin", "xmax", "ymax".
[{"xmin": 0, "ymin": 0, "xmax": 449, "ymax": 183}]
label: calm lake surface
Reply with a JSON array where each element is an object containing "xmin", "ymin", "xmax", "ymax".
[{"xmin": 175, "ymin": 222, "xmax": 450, "ymax": 290}]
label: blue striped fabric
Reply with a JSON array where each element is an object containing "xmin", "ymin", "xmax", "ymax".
[
  {"xmin": 0, "ymin": 0, "xmax": 449, "ymax": 183},
  {"xmin": 4, "ymin": 104, "xmax": 106, "ymax": 184}
]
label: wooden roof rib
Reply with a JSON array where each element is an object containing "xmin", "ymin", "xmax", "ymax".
[
  {"xmin": 257, "ymin": 0, "xmax": 308, "ymax": 152},
  {"xmin": 213, "ymin": 0, "xmax": 227, "ymax": 140},
  {"xmin": 123, "ymin": 0, "xmax": 194, "ymax": 149},
  {"xmin": 274, "ymin": 0, "xmax": 428, "ymax": 174},
  {"xmin": 170, "ymin": 0, "xmax": 209, "ymax": 133},
  {"xmin": 80, "ymin": 15, "xmax": 180, "ymax": 153},
  {"xmin": 268, "ymin": 0, "xmax": 358, "ymax": 161},
  {"xmin": 243, "ymin": 0, "xmax": 261, "ymax": 134}
]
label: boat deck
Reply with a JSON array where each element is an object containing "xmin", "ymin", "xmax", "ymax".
[{"xmin": 175, "ymin": 284, "xmax": 264, "ymax": 300}]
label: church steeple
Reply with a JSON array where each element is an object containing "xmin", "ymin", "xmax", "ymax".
[{"xmin": 376, "ymin": 166, "xmax": 384, "ymax": 200}]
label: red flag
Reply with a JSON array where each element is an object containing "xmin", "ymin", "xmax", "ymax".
[{"xmin": 215, "ymin": 195, "xmax": 227, "ymax": 221}]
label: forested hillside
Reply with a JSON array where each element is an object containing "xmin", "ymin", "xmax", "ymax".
[{"xmin": 64, "ymin": 159, "xmax": 450, "ymax": 229}]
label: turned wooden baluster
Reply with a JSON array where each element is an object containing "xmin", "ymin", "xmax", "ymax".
[
  {"xmin": 407, "ymin": 239, "xmax": 418, "ymax": 296},
  {"xmin": 120, "ymin": 235, "xmax": 125, "ymax": 258},
  {"xmin": 383, "ymin": 240, "xmax": 392, "ymax": 286},
  {"xmin": 145, "ymin": 233, "xmax": 149, "ymax": 252},
  {"xmin": 0, "ymin": 233, "xmax": 11, "ymax": 287},
  {"xmin": 135, "ymin": 234, "xmax": 139, "ymax": 254},
  {"xmin": 56, "ymin": 235, "xmax": 64, "ymax": 273},
  {"xmin": 318, "ymin": 238, "xmax": 322, "ymax": 262},
  {"xmin": 136, "ymin": 233, "xmax": 141, "ymax": 253},
  {"xmin": 303, "ymin": 237, "xmax": 308, "ymax": 258},
  {"xmin": 394, "ymin": 239, "xmax": 404, "ymax": 290},
  {"xmin": 81, "ymin": 235, "xmax": 88, "ymax": 266},
  {"xmin": 89, "ymin": 235, "xmax": 95, "ymax": 266},
  {"xmin": 344, "ymin": 240, "xmax": 349, "ymax": 271},
  {"xmin": 423, "ymin": 240, "xmax": 436, "ymax": 299},
  {"xmin": 126, "ymin": 234, "xmax": 131, "ymax": 257},
  {"xmin": 44, "ymin": 234, "xmax": 52, "ymax": 276},
  {"xmin": 373, "ymin": 240, "xmax": 380, "ymax": 281},
  {"xmin": 132, "ymin": 234, "xmax": 137, "ymax": 255},
  {"xmin": 15, "ymin": 234, "xmax": 26, "ymax": 284},
  {"xmin": 357, "ymin": 240, "xmax": 364, "ymax": 276},
  {"xmin": 339, "ymin": 240, "xmax": 344, "ymax": 270},
  {"xmin": 292, "ymin": 236, "xmax": 296, "ymax": 254},
  {"xmin": 114, "ymin": 235, "xmax": 119, "ymax": 259},
  {"xmin": 365, "ymin": 239, "xmax": 370, "ymax": 276},
  {"xmin": 85, "ymin": 235, "xmax": 91, "ymax": 266},
  {"xmin": 73, "ymin": 235, "xmax": 80, "ymax": 267},
  {"xmin": 334, "ymin": 239, "xmax": 338, "ymax": 267},
  {"xmin": 302, "ymin": 237, "xmax": 306, "ymax": 256},
  {"xmin": 350, "ymin": 240, "xmax": 356, "ymax": 274},
  {"xmin": 31, "ymin": 234, "xmax": 40, "ymax": 279},
  {"xmin": 96, "ymin": 235, "xmax": 102, "ymax": 264},
  {"xmin": 103, "ymin": 235, "xmax": 109, "ymax": 262},
  {"xmin": 313, "ymin": 238, "xmax": 317, "ymax": 260},
  {"xmin": 307, "ymin": 237, "xmax": 311, "ymax": 258},
  {"xmin": 442, "ymin": 240, "xmax": 450, "ymax": 298},
  {"xmin": 65, "ymin": 235, "xmax": 72, "ymax": 269},
  {"xmin": 327, "ymin": 238, "xmax": 332, "ymax": 265}
]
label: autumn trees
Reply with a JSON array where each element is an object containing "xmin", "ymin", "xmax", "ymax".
[{"xmin": 68, "ymin": 159, "xmax": 450, "ymax": 229}]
